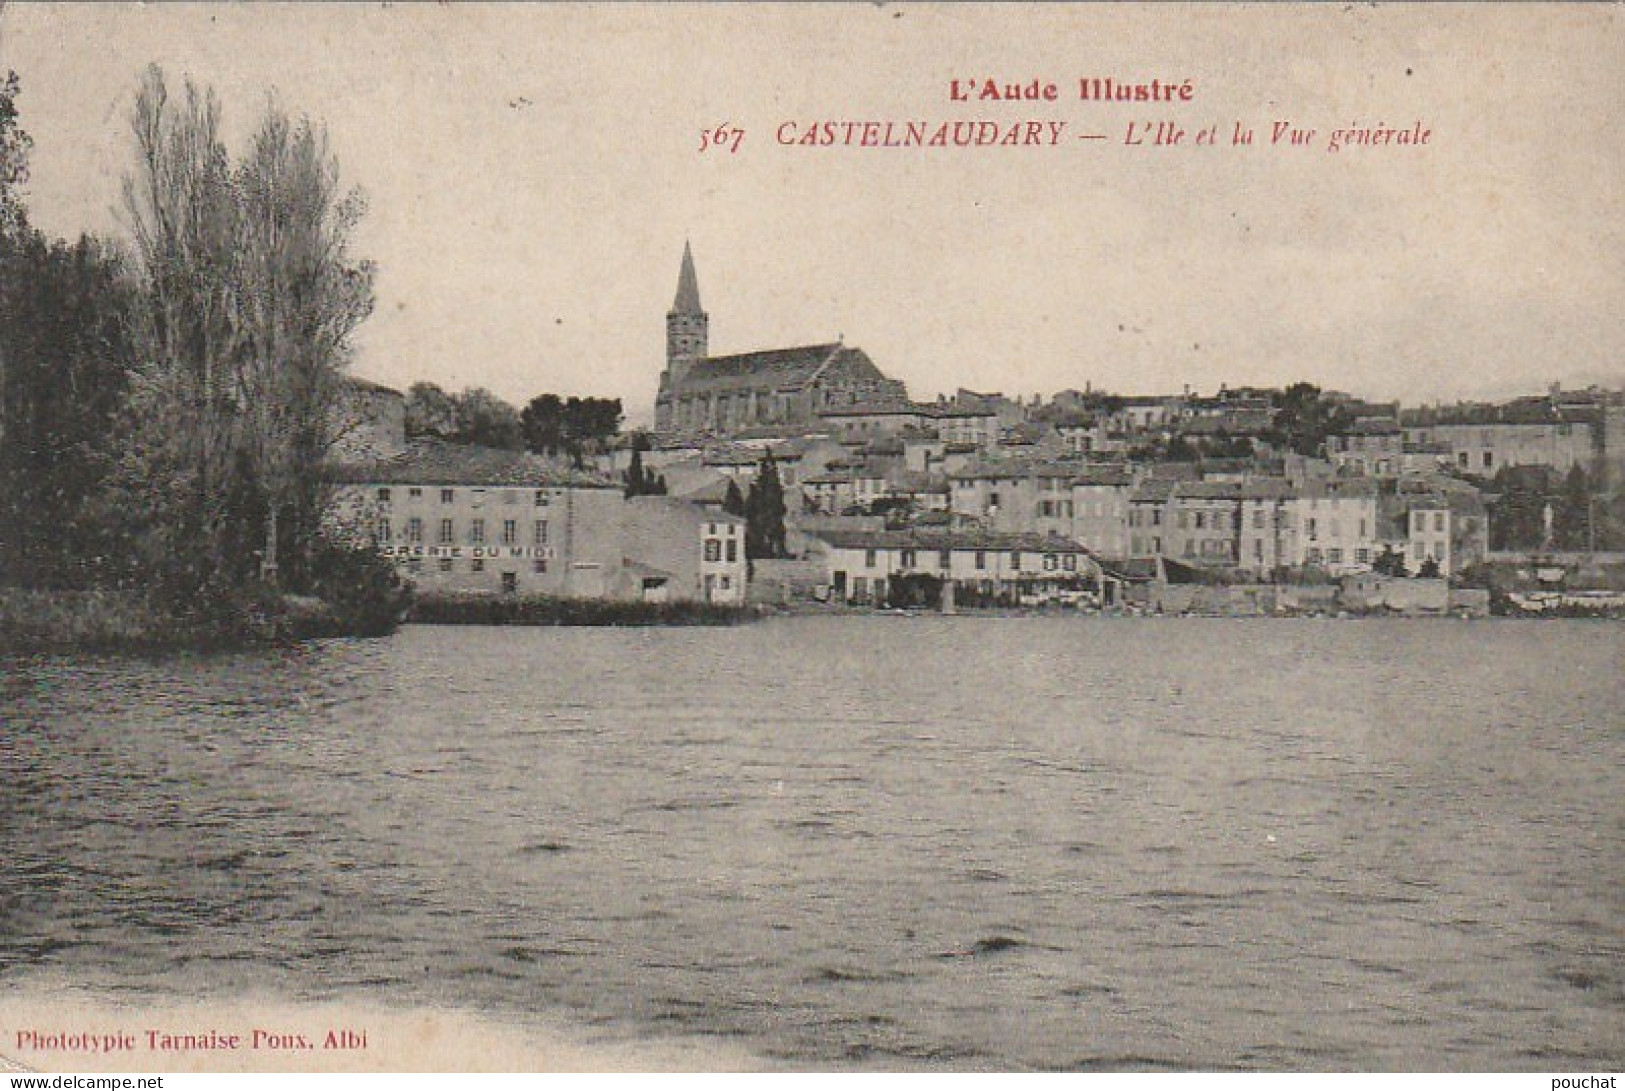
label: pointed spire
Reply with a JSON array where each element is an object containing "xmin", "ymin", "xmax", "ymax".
[{"xmin": 672, "ymin": 240, "xmax": 703, "ymax": 315}]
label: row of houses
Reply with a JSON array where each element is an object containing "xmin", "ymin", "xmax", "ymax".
[
  {"xmin": 329, "ymin": 371, "xmax": 1614, "ymax": 608},
  {"xmin": 951, "ymin": 459, "xmax": 1487, "ymax": 578}
]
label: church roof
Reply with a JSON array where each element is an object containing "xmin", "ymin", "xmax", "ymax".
[
  {"xmin": 678, "ymin": 343, "xmax": 883, "ymax": 394},
  {"xmin": 671, "ymin": 241, "xmax": 704, "ymax": 315}
]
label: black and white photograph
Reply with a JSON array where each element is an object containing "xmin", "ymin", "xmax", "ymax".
[{"xmin": 0, "ymin": 2, "xmax": 1621, "ymax": 1075}]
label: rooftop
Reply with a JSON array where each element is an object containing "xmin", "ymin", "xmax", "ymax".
[
  {"xmin": 678, "ymin": 343, "xmax": 884, "ymax": 394},
  {"xmin": 811, "ymin": 528, "xmax": 1095, "ymax": 554},
  {"xmin": 326, "ymin": 439, "xmax": 617, "ymax": 488}
]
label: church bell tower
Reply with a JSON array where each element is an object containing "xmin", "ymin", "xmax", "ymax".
[{"xmin": 664, "ymin": 241, "xmax": 709, "ymax": 387}]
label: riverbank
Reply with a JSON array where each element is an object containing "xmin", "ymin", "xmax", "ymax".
[
  {"xmin": 0, "ymin": 586, "xmax": 389, "ymax": 653},
  {"xmin": 409, "ymin": 593, "xmax": 755, "ymax": 627},
  {"xmin": 0, "ymin": 587, "xmax": 197, "ymax": 652}
]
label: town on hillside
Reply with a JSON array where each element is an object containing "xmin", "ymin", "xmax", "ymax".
[{"xmin": 330, "ymin": 245, "xmax": 1625, "ymax": 618}]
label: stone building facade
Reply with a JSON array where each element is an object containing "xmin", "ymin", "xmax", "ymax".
[{"xmin": 653, "ymin": 244, "xmax": 906, "ymax": 435}]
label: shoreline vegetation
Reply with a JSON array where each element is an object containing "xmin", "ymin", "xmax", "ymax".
[
  {"xmin": 408, "ymin": 593, "xmax": 754, "ymax": 628},
  {"xmin": 4, "ymin": 584, "xmax": 1620, "ymax": 655},
  {"xmin": 0, "ymin": 581, "xmax": 405, "ymax": 654},
  {"xmin": 1, "ymin": 68, "xmax": 406, "ymax": 655}
]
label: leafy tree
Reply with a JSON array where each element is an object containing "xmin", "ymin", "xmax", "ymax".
[
  {"xmin": 1487, "ymin": 465, "xmax": 1552, "ymax": 550},
  {"xmin": 520, "ymin": 392, "xmax": 565, "ymax": 455},
  {"xmin": 745, "ymin": 453, "xmax": 787, "ymax": 559},
  {"xmin": 521, "ymin": 393, "xmax": 622, "ymax": 464},
  {"xmin": 233, "ymin": 94, "xmax": 376, "ymax": 585},
  {"xmin": 110, "ymin": 68, "xmax": 245, "ymax": 603},
  {"xmin": 1553, "ymin": 464, "xmax": 1594, "ymax": 551},
  {"xmin": 455, "ymin": 386, "xmax": 524, "ymax": 449},
  {"xmin": 1372, "ymin": 544, "xmax": 1407, "ymax": 577},
  {"xmin": 406, "ymin": 381, "xmax": 459, "ymax": 439},
  {"xmin": 1266, "ymin": 383, "xmax": 1353, "ymax": 458},
  {"xmin": 0, "ymin": 70, "xmax": 31, "ymax": 239},
  {"xmin": 0, "ymin": 232, "xmax": 135, "ymax": 587},
  {"xmin": 1417, "ymin": 556, "xmax": 1441, "ymax": 578},
  {"xmin": 565, "ymin": 396, "xmax": 622, "ymax": 458},
  {"xmin": 722, "ymin": 478, "xmax": 745, "ymax": 517}
]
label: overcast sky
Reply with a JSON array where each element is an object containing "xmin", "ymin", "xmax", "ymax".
[{"xmin": 3, "ymin": 4, "xmax": 1622, "ymax": 424}]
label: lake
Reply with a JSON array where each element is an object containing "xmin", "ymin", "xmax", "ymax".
[{"xmin": 1, "ymin": 617, "xmax": 1621, "ymax": 1070}]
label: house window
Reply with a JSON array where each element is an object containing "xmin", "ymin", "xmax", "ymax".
[
  {"xmin": 441, "ymin": 488, "xmax": 455, "ymax": 504},
  {"xmin": 534, "ymin": 520, "xmax": 549, "ymax": 546},
  {"xmin": 472, "ymin": 488, "xmax": 487, "ymax": 507},
  {"xmin": 865, "ymin": 549, "xmax": 877, "ymax": 568},
  {"xmin": 407, "ymin": 517, "xmax": 423, "ymax": 543},
  {"xmin": 377, "ymin": 487, "xmax": 392, "ymax": 504},
  {"xmin": 719, "ymin": 576, "xmax": 732, "ymax": 590},
  {"xmin": 1413, "ymin": 512, "xmax": 1427, "ymax": 533},
  {"xmin": 1010, "ymin": 551, "xmax": 1022, "ymax": 568},
  {"xmin": 1483, "ymin": 451, "xmax": 1494, "ymax": 469},
  {"xmin": 1307, "ymin": 518, "xmax": 1318, "ymax": 540},
  {"xmin": 375, "ymin": 518, "xmax": 392, "ymax": 543},
  {"xmin": 726, "ymin": 539, "xmax": 738, "ymax": 563},
  {"xmin": 1355, "ymin": 548, "xmax": 1371, "ymax": 564},
  {"xmin": 705, "ymin": 539, "xmax": 721, "ymax": 562},
  {"xmin": 502, "ymin": 519, "xmax": 517, "ymax": 546},
  {"xmin": 408, "ymin": 487, "xmax": 422, "ymax": 500},
  {"xmin": 900, "ymin": 549, "xmax": 916, "ymax": 568},
  {"xmin": 1062, "ymin": 554, "xmax": 1077, "ymax": 571},
  {"xmin": 405, "ymin": 557, "xmax": 423, "ymax": 574},
  {"xmin": 501, "ymin": 571, "xmax": 517, "ymax": 594},
  {"xmin": 438, "ymin": 557, "xmax": 454, "ymax": 573},
  {"xmin": 974, "ymin": 550, "xmax": 986, "ymax": 570},
  {"xmin": 1252, "ymin": 510, "xmax": 1265, "ymax": 529},
  {"xmin": 470, "ymin": 518, "xmax": 486, "ymax": 544},
  {"xmin": 1435, "ymin": 513, "xmax": 1446, "ymax": 532},
  {"xmin": 1329, "ymin": 548, "xmax": 1343, "ymax": 564},
  {"xmin": 532, "ymin": 558, "xmax": 548, "ymax": 574},
  {"xmin": 439, "ymin": 518, "xmax": 454, "ymax": 544},
  {"xmin": 938, "ymin": 549, "xmax": 952, "ymax": 568},
  {"xmin": 471, "ymin": 558, "xmax": 485, "ymax": 573},
  {"xmin": 534, "ymin": 490, "xmax": 550, "ymax": 506}
]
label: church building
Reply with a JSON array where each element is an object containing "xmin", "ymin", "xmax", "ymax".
[{"xmin": 654, "ymin": 243, "xmax": 907, "ymax": 435}]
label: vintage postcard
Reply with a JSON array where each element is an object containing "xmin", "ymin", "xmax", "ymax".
[{"xmin": 0, "ymin": 2, "xmax": 1621, "ymax": 1075}]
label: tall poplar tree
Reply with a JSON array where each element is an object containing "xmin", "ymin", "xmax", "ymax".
[
  {"xmin": 118, "ymin": 65, "xmax": 374, "ymax": 599},
  {"xmin": 745, "ymin": 454, "xmax": 787, "ymax": 559}
]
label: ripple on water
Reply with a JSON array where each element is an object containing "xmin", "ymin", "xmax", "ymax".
[{"xmin": 2, "ymin": 618, "xmax": 1623, "ymax": 1070}]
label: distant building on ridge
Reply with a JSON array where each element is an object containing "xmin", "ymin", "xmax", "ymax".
[{"xmin": 654, "ymin": 243, "xmax": 907, "ymax": 435}]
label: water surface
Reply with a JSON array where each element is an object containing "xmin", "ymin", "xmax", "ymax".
[{"xmin": 2, "ymin": 618, "xmax": 1621, "ymax": 1069}]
